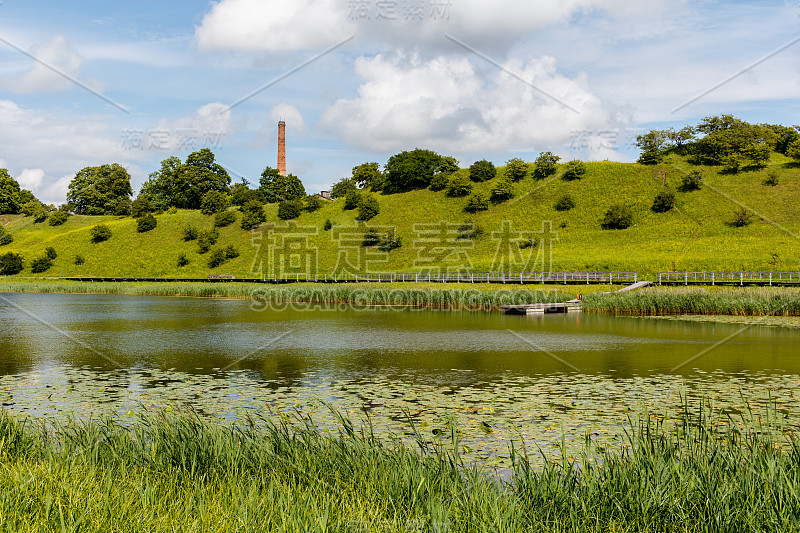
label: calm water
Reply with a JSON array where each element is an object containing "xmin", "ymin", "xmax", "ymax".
[{"xmin": 2, "ymin": 292, "xmax": 800, "ymax": 465}]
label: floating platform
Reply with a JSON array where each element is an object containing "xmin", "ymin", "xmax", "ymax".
[{"xmin": 500, "ymin": 302, "xmax": 582, "ymax": 315}]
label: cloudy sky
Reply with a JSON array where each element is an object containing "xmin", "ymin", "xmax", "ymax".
[{"xmin": 0, "ymin": 0, "xmax": 797, "ymax": 203}]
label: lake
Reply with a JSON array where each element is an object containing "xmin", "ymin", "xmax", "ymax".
[{"xmin": 2, "ymin": 291, "xmax": 799, "ymax": 466}]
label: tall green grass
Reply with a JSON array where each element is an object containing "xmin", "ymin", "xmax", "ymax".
[
  {"xmin": 1, "ymin": 403, "xmax": 799, "ymax": 531},
  {"xmin": 583, "ymin": 286, "xmax": 800, "ymax": 316}
]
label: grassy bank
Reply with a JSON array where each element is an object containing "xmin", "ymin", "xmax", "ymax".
[
  {"xmin": 0, "ymin": 405, "xmax": 798, "ymax": 532},
  {"xmin": 0, "ymin": 279, "xmax": 588, "ymax": 309},
  {"xmin": 583, "ymin": 286, "xmax": 800, "ymax": 316}
]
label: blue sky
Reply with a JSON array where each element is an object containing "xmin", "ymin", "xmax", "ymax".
[{"xmin": 0, "ymin": 0, "xmax": 797, "ymax": 203}]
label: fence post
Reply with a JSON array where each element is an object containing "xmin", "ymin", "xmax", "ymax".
[
  {"xmin": 685, "ymin": 272, "xmax": 687, "ymax": 286},
  {"xmin": 770, "ymin": 272, "xmax": 772, "ymax": 286},
  {"xmin": 634, "ymin": 273, "xmax": 637, "ymax": 283},
  {"xmin": 740, "ymin": 272, "xmax": 743, "ymax": 286},
  {"xmin": 587, "ymin": 272, "xmax": 589, "ymax": 285},
  {"xmin": 658, "ymin": 273, "xmax": 661, "ymax": 285}
]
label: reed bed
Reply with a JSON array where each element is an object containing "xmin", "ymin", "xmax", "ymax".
[
  {"xmin": 583, "ymin": 286, "xmax": 800, "ymax": 316},
  {"xmin": 0, "ymin": 404, "xmax": 799, "ymax": 531},
  {"xmin": 0, "ymin": 280, "xmax": 571, "ymax": 310}
]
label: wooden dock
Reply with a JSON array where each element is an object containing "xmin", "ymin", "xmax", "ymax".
[{"xmin": 500, "ymin": 302, "xmax": 582, "ymax": 315}]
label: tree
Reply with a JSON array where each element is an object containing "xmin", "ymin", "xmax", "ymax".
[
  {"xmin": 259, "ymin": 167, "xmax": 306, "ymax": 203},
  {"xmin": 352, "ymin": 162, "xmax": 384, "ymax": 190},
  {"xmin": 562, "ymin": 160, "xmax": 586, "ymax": 181},
  {"xmin": 383, "ymin": 149, "xmax": 454, "ymax": 192},
  {"xmin": 504, "ymin": 158, "xmax": 528, "ymax": 181},
  {"xmin": 469, "ymin": 160, "xmax": 496, "ymax": 182},
  {"xmin": 465, "ymin": 193, "xmax": 489, "ymax": 212},
  {"xmin": 0, "ymin": 252, "xmax": 23, "ymax": 275},
  {"xmin": 635, "ymin": 131, "xmax": 668, "ymax": 165},
  {"xmin": 651, "ymin": 190, "xmax": 676, "ymax": 213},
  {"xmin": 787, "ymin": 139, "xmax": 800, "ymax": 163},
  {"xmin": 230, "ymin": 180, "xmax": 264, "ymax": 206},
  {"xmin": 330, "ymin": 177, "xmax": 357, "ymax": 199},
  {"xmin": 277, "ymin": 201, "xmax": 302, "ymax": 220},
  {"xmin": 490, "ymin": 178, "xmax": 514, "ymax": 202},
  {"xmin": 729, "ymin": 207, "xmax": 753, "ymax": 228},
  {"xmin": 48, "ymin": 210, "xmax": 69, "ymax": 226},
  {"xmin": 601, "ymin": 205, "xmax": 633, "ymax": 230},
  {"xmin": 357, "ymin": 195, "xmax": 380, "ymax": 221},
  {"xmin": 130, "ymin": 195, "xmax": 154, "ymax": 218},
  {"xmin": 90, "ymin": 224, "xmax": 112, "ymax": 243},
  {"xmin": 30, "ymin": 256, "xmax": 52, "ymax": 274},
  {"xmin": 240, "ymin": 199, "xmax": 266, "ymax": 229},
  {"xmin": 533, "ymin": 152, "xmax": 560, "ymax": 179},
  {"xmin": 0, "ymin": 169, "xmax": 22, "ymax": 214},
  {"xmin": 139, "ymin": 156, "xmax": 182, "ymax": 211},
  {"xmin": 200, "ymin": 190, "xmax": 231, "ymax": 215},
  {"xmin": 44, "ymin": 247, "xmax": 57, "ymax": 260},
  {"xmin": 214, "ymin": 210, "xmax": 236, "ymax": 227},
  {"xmin": 429, "ymin": 173, "xmax": 449, "ymax": 191},
  {"xmin": 175, "ymin": 149, "xmax": 231, "ymax": 209},
  {"xmin": 343, "ymin": 190, "xmax": 362, "ymax": 210},
  {"xmin": 67, "ymin": 164, "xmax": 132, "ymax": 215},
  {"xmin": 446, "ymin": 175, "xmax": 472, "ymax": 197}
]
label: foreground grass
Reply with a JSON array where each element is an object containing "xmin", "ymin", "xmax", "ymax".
[
  {"xmin": 583, "ymin": 286, "xmax": 800, "ymax": 316},
  {"xmin": 1, "ymin": 405, "xmax": 799, "ymax": 532}
]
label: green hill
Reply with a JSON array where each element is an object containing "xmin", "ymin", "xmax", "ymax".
[{"xmin": 2, "ymin": 155, "xmax": 799, "ymax": 279}]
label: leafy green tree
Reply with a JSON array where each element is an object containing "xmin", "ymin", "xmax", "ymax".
[
  {"xmin": 729, "ymin": 207, "xmax": 753, "ymax": 227},
  {"xmin": 772, "ymin": 125, "xmax": 799, "ymax": 154},
  {"xmin": 240, "ymin": 199, "xmax": 266, "ymax": 229},
  {"xmin": 177, "ymin": 253, "xmax": 189, "ymax": 267},
  {"xmin": 259, "ymin": 167, "xmax": 306, "ymax": 203},
  {"xmin": 504, "ymin": 158, "xmax": 529, "ymax": 181},
  {"xmin": 446, "ymin": 175, "xmax": 472, "ymax": 197},
  {"xmin": 384, "ymin": 149, "xmax": 454, "ymax": 192},
  {"xmin": 20, "ymin": 199, "xmax": 46, "ymax": 217},
  {"xmin": 533, "ymin": 152, "xmax": 560, "ymax": 179},
  {"xmin": 465, "ymin": 192, "xmax": 489, "ymax": 212},
  {"xmin": 666, "ymin": 126, "xmax": 695, "ymax": 148},
  {"xmin": 429, "ymin": 173, "xmax": 449, "ymax": 191},
  {"xmin": 469, "ymin": 160, "xmax": 496, "ymax": 182},
  {"xmin": 330, "ymin": 177, "xmax": 357, "ymax": 199},
  {"xmin": 357, "ymin": 195, "xmax": 380, "ymax": 221},
  {"xmin": 352, "ymin": 162, "xmax": 384, "ymax": 190},
  {"xmin": 200, "ymin": 190, "xmax": 231, "ymax": 215},
  {"xmin": 0, "ymin": 230, "xmax": 13, "ymax": 246},
  {"xmin": 0, "ymin": 169, "xmax": 22, "ymax": 214},
  {"xmin": 139, "ymin": 157, "xmax": 182, "ymax": 211},
  {"xmin": 67, "ymin": 164, "xmax": 132, "ymax": 215},
  {"xmin": 44, "ymin": 247, "xmax": 57, "ymax": 260},
  {"xmin": 230, "ymin": 180, "xmax": 264, "ymax": 206},
  {"xmin": 343, "ymin": 190, "xmax": 362, "ymax": 210},
  {"xmin": 136, "ymin": 214, "xmax": 157, "ymax": 233},
  {"xmin": 562, "ymin": 160, "xmax": 586, "ymax": 181},
  {"xmin": 0, "ymin": 252, "xmax": 23, "ymax": 275},
  {"xmin": 197, "ymin": 228, "xmax": 219, "ymax": 253},
  {"xmin": 601, "ymin": 205, "xmax": 633, "ymax": 230},
  {"xmin": 130, "ymin": 195, "xmax": 154, "ymax": 218},
  {"xmin": 90, "ymin": 224, "xmax": 112, "ymax": 243},
  {"xmin": 651, "ymin": 190, "xmax": 676, "ymax": 213},
  {"xmin": 635, "ymin": 131, "xmax": 668, "ymax": 165},
  {"xmin": 277, "ymin": 201, "xmax": 302, "ymax": 220},
  {"xmin": 490, "ymin": 178, "xmax": 514, "ymax": 202},
  {"xmin": 787, "ymin": 139, "xmax": 800, "ymax": 163},
  {"xmin": 176, "ymin": 149, "xmax": 231, "ymax": 209}
]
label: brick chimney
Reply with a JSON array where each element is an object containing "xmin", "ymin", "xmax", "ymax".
[{"xmin": 277, "ymin": 121, "xmax": 286, "ymax": 176}]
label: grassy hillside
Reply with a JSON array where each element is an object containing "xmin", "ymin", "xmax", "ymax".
[{"xmin": 1, "ymin": 155, "xmax": 799, "ymax": 279}]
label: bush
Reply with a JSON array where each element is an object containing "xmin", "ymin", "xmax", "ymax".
[
  {"xmin": 323, "ymin": 219, "xmax": 333, "ymax": 231},
  {"xmin": 240, "ymin": 199, "xmax": 266, "ymax": 229},
  {"xmin": 343, "ymin": 191, "xmax": 361, "ymax": 210},
  {"xmin": 469, "ymin": 159, "xmax": 496, "ymax": 182},
  {"xmin": 112, "ymin": 198, "xmax": 132, "ymax": 216},
  {"xmin": 48, "ymin": 210, "xmax": 68, "ymax": 226},
  {"xmin": 305, "ymin": 195, "xmax": 324, "ymax": 212},
  {"xmin": 651, "ymin": 190, "xmax": 676, "ymax": 213},
  {"xmin": 490, "ymin": 178, "xmax": 514, "ymax": 202},
  {"xmin": 554, "ymin": 195, "xmax": 575, "ymax": 211},
  {"xmin": 330, "ymin": 177, "xmax": 357, "ymax": 200},
  {"xmin": 44, "ymin": 247, "xmax": 57, "ymax": 260},
  {"xmin": 357, "ymin": 195, "xmax": 380, "ymax": 221},
  {"xmin": 764, "ymin": 171, "xmax": 779, "ymax": 186},
  {"xmin": 183, "ymin": 226, "xmax": 198, "ymax": 241},
  {"xmin": 533, "ymin": 152, "xmax": 560, "ymax": 179},
  {"xmin": 429, "ymin": 173, "xmax": 449, "ymax": 191},
  {"xmin": 207, "ymin": 248, "xmax": 227, "ymax": 268},
  {"xmin": 200, "ymin": 190, "xmax": 230, "ymax": 215},
  {"xmin": 34, "ymin": 210, "xmax": 48, "ymax": 224},
  {"xmin": 197, "ymin": 228, "xmax": 219, "ymax": 254},
  {"xmin": 446, "ymin": 175, "xmax": 472, "ymax": 197},
  {"xmin": 130, "ymin": 196, "xmax": 154, "ymax": 218},
  {"xmin": 177, "ymin": 253, "xmax": 189, "ymax": 267},
  {"xmin": 729, "ymin": 207, "xmax": 754, "ymax": 227},
  {"xmin": 30, "ymin": 256, "xmax": 52, "ymax": 273},
  {"xmin": 601, "ymin": 204, "xmax": 634, "ymax": 230},
  {"xmin": 21, "ymin": 200, "xmax": 45, "ymax": 217},
  {"xmin": 0, "ymin": 234, "xmax": 12, "ymax": 246},
  {"xmin": 137, "ymin": 214, "xmax": 157, "ymax": 233},
  {"xmin": 0, "ymin": 252, "xmax": 23, "ymax": 275},
  {"xmin": 465, "ymin": 193, "xmax": 489, "ymax": 212},
  {"xmin": 224, "ymin": 245, "xmax": 239, "ymax": 259},
  {"xmin": 504, "ymin": 158, "xmax": 529, "ymax": 181},
  {"xmin": 90, "ymin": 224, "xmax": 112, "ymax": 243},
  {"xmin": 562, "ymin": 160, "xmax": 586, "ymax": 181},
  {"xmin": 214, "ymin": 210, "xmax": 236, "ymax": 228},
  {"xmin": 74, "ymin": 255, "xmax": 85, "ymax": 266},
  {"xmin": 679, "ymin": 171, "xmax": 702, "ymax": 192},
  {"xmin": 277, "ymin": 201, "xmax": 302, "ymax": 220}
]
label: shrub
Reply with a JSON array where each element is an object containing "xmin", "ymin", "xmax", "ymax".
[
  {"xmin": 554, "ymin": 195, "xmax": 575, "ymax": 211},
  {"xmin": 446, "ymin": 175, "xmax": 472, "ymax": 197},
  {"xmin": 34, "ymin": 210, "xmax": 48, "ymax": 224},
  {"xmin": 729, "ymin": 207, "xmax": 754, "ymax": 227},
  {"xmin": 465, "ymin": 193, "xmax": 489, "ymax": 212},
  {"xmin": 343, "ymin": 191, "xmax": 361, "ymax": 210},
  {"xmin": 183, "ymin": 225, "xmax": 198, "ymax": 241},
  {"xmin": 240, "ymin": 200, "xmax": 266, "ymax": 229},
  {"xmin": 21, "ymin": 200, "xmax": 45, "ymax": 217},
  {"xmin": 562, "ymin": 160, "xmax": 586, "ymax": 181},
  {"xmin": 0, "ymin": 234, "xmax": 12, "ymax": 246},
  {"xmin": 214, "ymin": 210, "xmax": 236, "ymax": 228},
  {"xmin": 323, "ymin": 219, "xmax": 333, "ymax": 231},
  {"xmin": 44, "ymin": 247, "xmax": 57, "ymax": 260},
  {"xmin": 429, "ymin": 173, "xmax": 449, "ymax": 191},
  {"xmin": 74, "ymin": 255, "xmax": 85, "ymax": 266},
  {"xmin": 207, "ymin": 248, "xmax": 226, "ymax": 268},
  {"xmin": 130, "ymin": 196, "xmax": 154, "ymax": 218},
  {"xmin": 722, "ymin": 153, "xmax": 742, "ymax": 174},
  {"xmin": 357, "ymin": 195, "xmax": 380, "ymax": 221},
  {"xmin": 30, "ymin": 256, "xmax": 52, "ymax": 273},
  {"xmin": 490, "ymin": 178, "xmax": 514, "ymax": 202},
  {"xmin": 601, "ymin": 204, "xmax": 634, "ymax": 230},
  {"xmin": 679, "ymin": 171, "xmax": 702, "ymax": 192},
  {"xmin": 382, "ymin": 235, "xmax": 402, "ymax": 251},
  {"xmin": 469, "ymin": 159, "xmax": 496, "ymax": 182},
  {"xmin": 0, "ymin": 252, "xmax": 23, "ymax": 275},
  {"xmin": 651, "ymin": 190, "xmax": 676, "ymax": 213},
  {"xmin": 200, "ymin": 190, "xmax": 230, "ymax": 215},
  {"xmin": 362, "ymin": 229, "xmax": 381, "ymax": 247},
  {"xmin": 277, "ymin": 201, "xmax": 302, "ymax": 220},
  {"xmin": 137, "ymin": 214, "xmax": 157, "ymax": 233},
  {"xmin": 533, "ymin": 152, "xmax": 560, "ymax": 179},
  {"xmin": 177, "ymin": 253, "xmax": 189, "ymax": 267},
  {"xmin": 330, "ymin": 177, "xmax": 357, "ymax": 200},
  {"xmin": 197, "ymin": 228, "xmax": 219, "ymax": 254},
  {"xmin": 504, "ymin": 158, "xmax": 529, "ymax": 181},
  {"xmin": 90, "ymin": 224, "xmax": 112, "ymax": 243},
  {"xmin": 48, "ymin": 210, "xmax": 68, "ymax": 226},
  {"xmin": 112, "ymin": 198, "xmax": 132, "ymax": 216},
  {"xmin": 224, "ymin": 245, "xmax": 239, "ymax": 259},
  {"xmin": 305, "ymin": 195, "xmax": 324, "ymax": 212},
  {"xmin": 764, "ymin": 170, "xmax": 779, "ymax": 186}
]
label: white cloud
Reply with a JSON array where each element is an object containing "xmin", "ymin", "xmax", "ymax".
[
  {"xmin": 319, "ymin": 53, "xmax": 618, "ymax": 156},
  {"xmin": 17, "ymin": 168, "xmax": 45, "ymax": 191},
  {"xmin": 0, "ymin": 35, "xmax": 83, "ymax": 93},
  {"xmin": 147, "ymin": 102, "xmax": 233, "ymax": 153},
  {"xmin": 269, "ymin": 104, "xmax": 307, "ymax": 135}
]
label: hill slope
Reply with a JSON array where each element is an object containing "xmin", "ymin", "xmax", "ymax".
[{"xmin": 2, "ymin": 156, "xmax": 799, "ymax": 279}]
